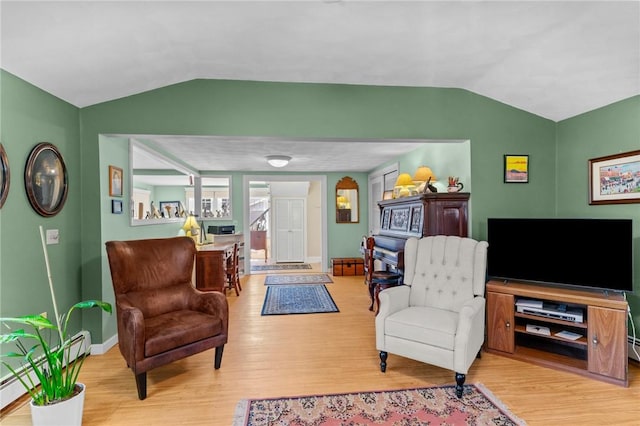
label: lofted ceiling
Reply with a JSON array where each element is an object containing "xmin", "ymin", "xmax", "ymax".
[{"xmin": 3, "ymin": 1, "xmax": 639, "ymax": 174}]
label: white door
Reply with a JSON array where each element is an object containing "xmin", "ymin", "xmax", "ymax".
[{"xmin": 274, "ymin": 198, "xmax": 305, "ymax": 262}]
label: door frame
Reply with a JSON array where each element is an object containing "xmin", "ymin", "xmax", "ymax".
[
  {"xmin": 243, "ymin": 174, "xmax": 327, "ymax": 274},
  {"xmin": 367, "ymin": 163, "xmax": 399, "ymax": 235}
]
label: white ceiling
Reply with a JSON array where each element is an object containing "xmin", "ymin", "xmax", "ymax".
[{"xmin": 3, "ymin": 1, "xmax": 639, "ymax": 174}]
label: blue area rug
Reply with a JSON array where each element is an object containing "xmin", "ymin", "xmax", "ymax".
[
  {"xmin": 261, "ymin": 285, "xmax": 339, "ymax": 315},
  {"xmin": 264, "ymin": 274, "xmax": 333, "ymax": 285}
]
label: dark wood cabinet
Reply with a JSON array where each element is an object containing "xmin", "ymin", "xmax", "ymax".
[{"xmin": 377, "ymin": 192, "xmax": 469, "ymax": 238}]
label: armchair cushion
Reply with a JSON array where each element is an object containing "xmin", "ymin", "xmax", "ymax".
[{"xmin": 385, "ymin": 306, "xmax": 459, "ymax": 350}]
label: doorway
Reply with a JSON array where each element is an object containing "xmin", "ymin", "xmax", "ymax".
[{"xmin": 243, "ymin": 175, "xmax": 327, "ymax": 274}]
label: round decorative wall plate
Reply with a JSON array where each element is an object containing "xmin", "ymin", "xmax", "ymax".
[{"xmin": 24, "ymin": 142, "xmax": 68, "ymax": 217}]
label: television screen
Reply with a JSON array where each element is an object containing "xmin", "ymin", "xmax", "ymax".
[{"xmin": 487, "ymin": 218, "xmax": 633, "ymax": 293}]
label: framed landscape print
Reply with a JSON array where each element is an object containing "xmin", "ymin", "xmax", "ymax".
[
  {"xmin": 504, "ymin": 154, "xmax": 529, "ymax": 183},
  {"xmin": 588, "ymin": 149, "xmax": 640, "ymax": 205}
]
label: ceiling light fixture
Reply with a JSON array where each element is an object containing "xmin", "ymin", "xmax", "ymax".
[{"xmin": 266, "ymin": 155, "xmax": 291, "ymax": 168}]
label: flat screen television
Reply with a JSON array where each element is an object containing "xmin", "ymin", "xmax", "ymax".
[{"xmin": 487, "ymin": 218, "xmax": 633, "ymax": 293}]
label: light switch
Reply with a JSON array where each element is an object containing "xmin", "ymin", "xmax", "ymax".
[{"xmin": 46, "ymin": 229, "xmax": 59, "ymax": 245}]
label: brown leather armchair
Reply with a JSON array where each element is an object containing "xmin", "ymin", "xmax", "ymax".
[{"xmin": 105, "ymin": 236, "xmax": 228, "ymax": 400}]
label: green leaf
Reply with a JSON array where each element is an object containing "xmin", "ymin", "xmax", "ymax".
[{"xmin": 0, "ymin": 315, "xmax": 55, "ymax": 330}]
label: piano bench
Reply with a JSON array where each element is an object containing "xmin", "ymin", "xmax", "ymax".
[{"xmin": 332, "ymin": 257, "xmax": 365, "ymax": 276}]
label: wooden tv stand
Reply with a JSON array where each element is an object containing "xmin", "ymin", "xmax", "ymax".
[{"xmin": 486, "ymin": 280, "xmax": 628, "ymax": 387}]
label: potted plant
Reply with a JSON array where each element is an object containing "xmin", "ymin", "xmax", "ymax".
[{"xmin": 0, "ymin": 227, "xmax": 112, "ymax": 425}]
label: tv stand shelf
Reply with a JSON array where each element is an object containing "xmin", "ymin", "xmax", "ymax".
[{"xmin": 486, "ymin": 280, "xmax": 628, "ymax": 387}]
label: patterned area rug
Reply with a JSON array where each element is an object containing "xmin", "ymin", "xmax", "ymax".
[
  {"xmin": 252, "ymin": 263, "xmax": 312, "ymax": 271},
  {"xmin": 233, "ymin": 383, "xmax": 526, "ymax": 426},
  {"xmin": 261, "ymin": 285, "xmax": 339, "ymax": 315},
  {"xmin": 264, "ymin": 274, "xmax": 333, "ymax": 285}
]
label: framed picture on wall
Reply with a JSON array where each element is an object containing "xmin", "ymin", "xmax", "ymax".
[
  {"xmin": 588, "ymin": 149, "xmax": 640, "ymax": 205},
  {"xmin": 504, "ymin": 154, "xmax": 529, "ymax": 183},
  {"xmin": 109, "ymin": 165, "xmax": 123, "ymax": 197},
  {"xmin": 111, "ymin": 199, "xmax": 123, "ymax": 214}
]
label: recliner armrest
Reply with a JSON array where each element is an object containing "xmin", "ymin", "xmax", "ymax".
[
  {"xmin": 377, "ymin": 285, "xmax": 410, "ymax": 317},
  {"xmin": 455, "ymin": 296, "xmax": 485, "ymax": 338}
]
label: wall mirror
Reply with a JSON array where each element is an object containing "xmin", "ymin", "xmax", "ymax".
[
  {"xmin": 130, "ymin": 139, "xmax": 193, "ymax": 226},
  {"xmin": 129, "ymin": 140, "xmax": 232, "ymax": 226},
  {"xmin": 24, "ymin": 142, "xmax": 68, "ymax": 217},
  {"xmin": 336, "ymin": 176, "xmax": 359, "ymax": 223}
]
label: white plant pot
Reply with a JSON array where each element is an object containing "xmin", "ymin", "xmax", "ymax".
[{"xmin": 30, "ymin": 383, "xmax": 85, "ymax": 426}]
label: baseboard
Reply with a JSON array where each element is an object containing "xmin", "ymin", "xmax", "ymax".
[
  {"xmin": 629, "ymin": 336, "xmax": 640, "ymax": 362},
  {"xmin": 0, "ymin": 331, "xmax": 91, "ymax": 410},
  {"xmin": 91, "ymin": 333, "xmax": 118, "ymax": 355}
]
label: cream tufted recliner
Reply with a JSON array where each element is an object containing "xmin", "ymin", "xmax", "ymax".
[{"xmin": 375, "ymin": 235, "xmax": 488, "ymax": 398}]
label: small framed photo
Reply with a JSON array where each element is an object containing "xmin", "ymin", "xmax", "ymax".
[
  {"xmin": 588, "ymin": 149, "xmax": 640, "ymax": 205},
  {"xmin": 504, "ymin": 155, "xmax": 529, "ymax": 183},
  {"xmin": 111, "ymin": 199, "xmax": 123, "ymax": 214},
  {"xmin": 109, "ymin": 165, "xmax": 123, "ymax": 197},
  {"xmin": 382, "ymin": 190, "xmax": 393, "ymax": 200},
  {"xmin": 409, "ymin": 205, "xmax": 423, "ymax": 234}
]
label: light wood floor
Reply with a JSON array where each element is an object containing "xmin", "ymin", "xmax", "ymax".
[{"xmin": 2, "ymin": 272, "xmax": 639, "ymax": 425}]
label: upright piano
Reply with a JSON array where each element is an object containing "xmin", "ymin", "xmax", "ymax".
[{"xmin": 366, "ymin": 192, "xmax": 470, "ymax": 288}]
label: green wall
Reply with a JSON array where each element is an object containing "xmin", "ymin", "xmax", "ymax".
[
  {"xmin": 2, "ymin": 72, "xmax": 637, "ymax": 357},
  {"xmin": 0, "ymin": 70, "xmax": 89, "ymax": 368},
  {"xmin": 556, "ymin": 95, "xmax": 640, "ymax": 333}
]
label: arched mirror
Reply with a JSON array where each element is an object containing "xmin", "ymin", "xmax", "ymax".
[{"xmin": 336, "ymin": 176, "xmax": 359, "ymax": 223}]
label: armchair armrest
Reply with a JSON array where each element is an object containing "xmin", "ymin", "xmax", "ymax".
[
  {"xmin": 187, "ymin": 288, "xmax": 229, "ymax": 333},
  {"xmin": 375, "ymin": 285, "xmax": 411, "ymax": 351},
  {"xmin": 453, "ymin": 296, "xmax": 486, "ymax": 373},
  {"xmin": 456, "ymin": 296, "xmax": 485, "ymax": 336},
  {"xmin": 377, "ymin": 285, "xmax": 411, "ymax": 318},
  {"xmin": 116, "ymin": 297, "xmax": 146, "ymax": 366}
]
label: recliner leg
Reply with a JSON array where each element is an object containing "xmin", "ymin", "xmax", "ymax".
[
  {"xmin": 455, "ymin": 372, "xmax": 465, "ymax": 398},
  {"xmin": 379, "ymin": 351, "xmax": 388, "ymax": 372},
  {"xmin": 135, "ymin": 372, "xmax": 147, "ymax": 400},
  {"xmin": 214, "ymin": 345, "xmax": 224, "ymax": 369}
]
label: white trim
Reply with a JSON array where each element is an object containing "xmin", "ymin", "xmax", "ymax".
[{"xmin": 91, "ymin": 333, "xmax": 118, "ymax": 356}]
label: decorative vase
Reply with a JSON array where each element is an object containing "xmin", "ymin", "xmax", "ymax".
[{"xmin": 30, "ymin": 383, "xmax": 85, "ymax": 426}]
